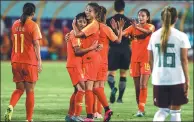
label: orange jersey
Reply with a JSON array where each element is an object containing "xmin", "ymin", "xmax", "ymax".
[
  {"xmin": 81, "ymin": 20, "xmax": 101, "ymax": 63},
  {"xmin": 99, "ymin": 23, "xmax": 117, "ymax": 64},
  {"xmin": 66, "ymin": 31, "xmax": 82, "ymax": 67},
  {"xmin": 11, "ymin": 19, "xmax": 42, "ymax": 65},
  {"xmin": 123, "ymin": 24, "xmax": 155, "ymax": 62}
]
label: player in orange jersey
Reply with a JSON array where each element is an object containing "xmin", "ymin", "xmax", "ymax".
[
  {"xmin": 65, "ymin": 12, "xmax": 99, "ymax": 122},
  {"xmin": 122, "ymin": 9, "xmax": 155, "ymax": 117},
  {"xmin": 4, "ymin": 3, "xmax": 42, "ymax": 122},
  {"xmin": 72, "ymin": 3, "xmax": 114, "ymax": 122},
  {"xmin": 93, "ymin": 6, "xmax": 125, "ymax": 119}
]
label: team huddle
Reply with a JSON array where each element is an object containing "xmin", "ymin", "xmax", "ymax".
[{"xmin": 4, "ymin": 0, "xmax": 190, "ymax": 122}]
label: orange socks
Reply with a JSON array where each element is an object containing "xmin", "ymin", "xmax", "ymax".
[
  {"xmin": 85, "ymin": 90, "xmax": 94, "ymax": 114},
  {"xmin": 74, "ymin": 91, "xmax": 84, "ymax": 116},
  {"xmin": 93, "ymin": 87, "xmax": 108, "ymax": 108},
  {"xmin": 26, "ymin": 91, "xmax": 34, "ymax": 121},
  {"xmin": 138, "ymin": 88, "xmax": 147, "ymax": 112},
  {"xmin": 68, "ymin": 93, "xmax": 76, "ymax": 116},
  {"xmin": 9, "ymin": 89, "xmax": 24, "ymax": 107},
  {"xmin": 97, "ymin": 97, "xmax": 102, "ymax": 114}
]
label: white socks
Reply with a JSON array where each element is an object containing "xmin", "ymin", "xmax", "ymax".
[
  {"xmin": 153, "ymin": 108, "xmax": 181, "ymax": 121},
  {"xmin": 170, "ymin": 109, "xmax": 181, "ymax": 121},
  {"xmin": 153, "ymin": 108, "xmax": 170, "ymax": 121}
]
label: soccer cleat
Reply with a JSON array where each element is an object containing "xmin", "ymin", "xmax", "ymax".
[
  {"xmin": 116, "ymin": 99, "xmax": 123, "ymax": 103},
  {"xmin": 94, "ymin": 112, "xmax": 103, "ymax": 119},
  {"xmin": 84, "ymin": 118, "xmax": 94, "ymax": 122},
  {"xmin": 25, "ymin": 119, "xmax": 33, "ymax": 122},
  {"xmin": 65, "ymin": 115, "xmax": 72, "ymax": 122},
  {"xmin": 133, "ymin": 110, "xmax": 145, "ymax": 117},
  {"xmin": 4, "ymin": 105, "xmax": 13, "ymax": 122},
  {"xmin": 71, "ymin": 116, "xmax": 84, "ymax": 122},
  {"xmin": 110, "ymin": 87, "xmax": 117, "ymax": 103},
  {"xmin": 104, "ymin": 109, "xmax": 113, "ymax": 122}
]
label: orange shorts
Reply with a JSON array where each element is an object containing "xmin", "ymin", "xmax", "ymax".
[
  {"xmin": 130, "ymin": 62, "xmax": 151, "ymax": 77},
  {"xmin": 67, "ymin": 67, "xmax": 85, "ymax": 86},
  {"xmin": 83, "ymin": 61, "xmax": 100, "ymax": 81},
  {"xmin": 12, "ymin": 63, "xmax": 38, "ymax": 82},
  {"xmin": 96, "ymin": 63, "xmax": 108, "ymax": 81}
]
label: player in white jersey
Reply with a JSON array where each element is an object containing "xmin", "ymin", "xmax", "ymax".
[{"xmin": 147, "ymin": 6, "xmax": 191, "ymax": 121}]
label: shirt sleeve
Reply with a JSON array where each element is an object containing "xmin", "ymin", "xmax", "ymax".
[
  {"xmin": 105, "ymin": 26, "xmax": 117, "ymax": 41},
  {"xmin": 180, "ymin": 33, "xmax": 191, "ymax": 48},
  {"xmin": 148, "ymin": 24, "xmax": 155, "ymax": 32},
  {"xmin": 32, "ymin": 24, "xmax": 42, "ymax": 41},
  {"xmin": 123, "ymin": 26, "xmax": 132, "ymax": 36},
  {"xmin": 82, "ymin": 20, "xmax": 99, "ymax": 37}
]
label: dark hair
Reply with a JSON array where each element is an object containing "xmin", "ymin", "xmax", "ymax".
[
  {"xmin": 76, "ymin": 12, "xmax": 87, "ymax": 20},
  {"xmin": 20, "ymin": 3, "xmax": 36, "ymax": 26},
  {"xmin": 138, "ymin": 8, "xmax": 150, "ymax": 23},
  {"xmin": 87, "ymin": 2, "xmax": 100, "ymax": 14},
  {"xmin": 97, "ymin": 6, "xmax": 107, "ymax": 23},
  {"xmin": 114, "ymin": 0, "xmax": 125, "ymax": 12},
  {"xmin": 160, "ymin": 6, "xmax": 177, "ymax": 52}
]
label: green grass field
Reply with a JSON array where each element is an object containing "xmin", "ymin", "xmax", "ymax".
[{"xmin": 1, "ymin": 62, "xmax": 193, "ymax": 121}]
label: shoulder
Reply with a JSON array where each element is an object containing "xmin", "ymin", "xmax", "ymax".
[{"xmin": 12, "ymin": 19, "xmax": 20, "ymax": 26}]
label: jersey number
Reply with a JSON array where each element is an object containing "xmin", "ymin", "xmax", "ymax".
[
  {"xmin": 155, "ymin": 44, "xmax": 175, "ymax": 68},
  {"xmin": 14, "ymin": 34, "xmax": 24, "ymax": 53}
]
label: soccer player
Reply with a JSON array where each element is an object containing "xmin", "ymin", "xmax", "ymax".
[
  {"xmin": 65, "ymin": 12, "xmax": 99, "ymax": 122},
  {"xmin": 122, "ymin": 9, "xmax": 155, "ymax": 116},
  {"xmin": 93, "ymin": 5, "xmax": 125, "ymax": 119},
  {"xmin": 4, "ymin": 3, "xmax": 42, "ymax": 122},
  {"xmin": 106, "ymin": 0, "xmax": 131, "ymax": 103},
  {"xmin": 148, "ymin": 6, "xmax": 190, "ymax": 121},
  {"xmin": 72, "ymin": 3, "xmax": 113, "ymax": 122}
]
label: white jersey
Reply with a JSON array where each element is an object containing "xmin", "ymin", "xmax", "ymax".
[{"xmin": 147, "ymin": 27, "xmax": 191, "ymax": 85}]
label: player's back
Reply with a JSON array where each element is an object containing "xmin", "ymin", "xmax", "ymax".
[
  {"xmin": 11, "ymin": 19, "xmax": 42, "ymax": 65},
  {"xmin": 149, "ymin": 27, "xmax": 191, "ymax": 85}
]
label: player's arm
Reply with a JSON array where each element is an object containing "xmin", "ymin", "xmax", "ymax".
[
  {"xmin": 74, "ymin": 41, "xmax": 98, "ymax": 56},
  {"xmin": 131, "ymin": 20, "xmax": 155, "ymax": 34},
  {"xmin": 148, "ymin": 50, "xmax": 154, "ymax": 72},
  {"xmin": 181, "ymin": 48, "xmax": 190, "ymax": 95},
  {"xmin": 32, "ymin": 24, "xmax": 42, "ymax": 73},
  {"xmin": 33, "ymin": 40, "xmax": 42, "ymax": 72}
]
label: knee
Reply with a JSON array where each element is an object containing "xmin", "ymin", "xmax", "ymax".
[
  {"xmin": 16, "ymin": 89, "xmax": 25, "ymax": 94},
  {"xmin": 120, "ymin": 70, "xmax": 127, "ymax": 77},
  {"xmin": 108, "ymin": 71, "xmax": 116, "ymax": 76},
  {"xmin": 26, "ymin": 88, "xmax": 34, "ymax": 93},
  {"xmin": 140, "ymin": 85, "xmax": 147, "ymax": 89}
]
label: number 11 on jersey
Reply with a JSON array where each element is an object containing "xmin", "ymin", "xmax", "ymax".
[{"xmin": 14, "ymin": 34, "xmax": 24, "ymax": 53}]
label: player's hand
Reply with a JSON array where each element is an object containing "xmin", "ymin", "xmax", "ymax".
[
  {"xmin": 130, "ymin": 18, "xmax": 137, "ymax": 28},
  {"xmin": 38, "ymin": 60, "xmax": 42, "ymax": 73},
  {"xmin": 110, "ymin": 18, "xmax": 118, "ymax": 30},
  {"xmin": 118, "ymin": 18, "xmax": 126, "ymax": 30},
  {"xmin": 64, "ymin": 33, "xmax": 70, "ymax": 42},
  {"xmin": 72, "ymin": 18, "xmax": 76, "ymax": 26},
  {"xmin": 96, "ymin": 44, "xmax": 103, "ymax": 51},
  {"xmin": 184, "ymin": 80, "xmax": 189, "ymax": 97}
]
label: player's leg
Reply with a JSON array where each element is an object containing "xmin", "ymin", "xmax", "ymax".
[
  {"xmin": 5, "ymin": 63, "xmax": 25, "ymax": 122},
  {"xmin": 24, "ymin": 82, "xmax": 36, "ymax": 122},
  {"xmin": 71, "ymin": 83, "xmax": 85, "ymax": 122},
  {"xmin": 5, "ymin": 82, "xmax": 25, "ymax": 122},
  {"xmin": 153, "ymin": 85, "xmax": 170, "ymax": 121},
  {"xmin": 94, "ymin": 81, "xmax": 113, "ymax": 122},
  {"xmin": 117, "ymin": 48, "xmax": 130, "ymax": 103},
  {"xmin": 138, "ymin": 62, "xmax": 151, "ymax": 114},
  {"xmin": 108, "ymin": 71, "xmax": 118, "ymax": 104},
  {"xmin": 169, "ymin": 84, "xmax": 188, "ymax": 121},
  {"xmin": 117, "ymin": 69, "xmax": 127, "ymax": 103}
]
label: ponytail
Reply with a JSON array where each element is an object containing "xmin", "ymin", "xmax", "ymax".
[
  {"xmin": 161, "ymin": 6, "xmax": 171, "ymax": 52},
  {"xmin": 97, "ymin": 6, "xmax": 107, "ymax": 23},
  {"xmin": 20, "ymin": 3, "xmax": 36, "ymax": 26}
]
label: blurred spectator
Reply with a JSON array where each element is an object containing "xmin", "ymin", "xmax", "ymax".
[
  {"xmin": 49, "ymin": 29, "xmax": 63, "ymax": 60},
  {"xmin": 40, "ymin": 30, "xmax": 49, "ymax": 60},
  {"xmin": 0, "ymin": 29, "xmax": 11, "ymax": 60}
]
